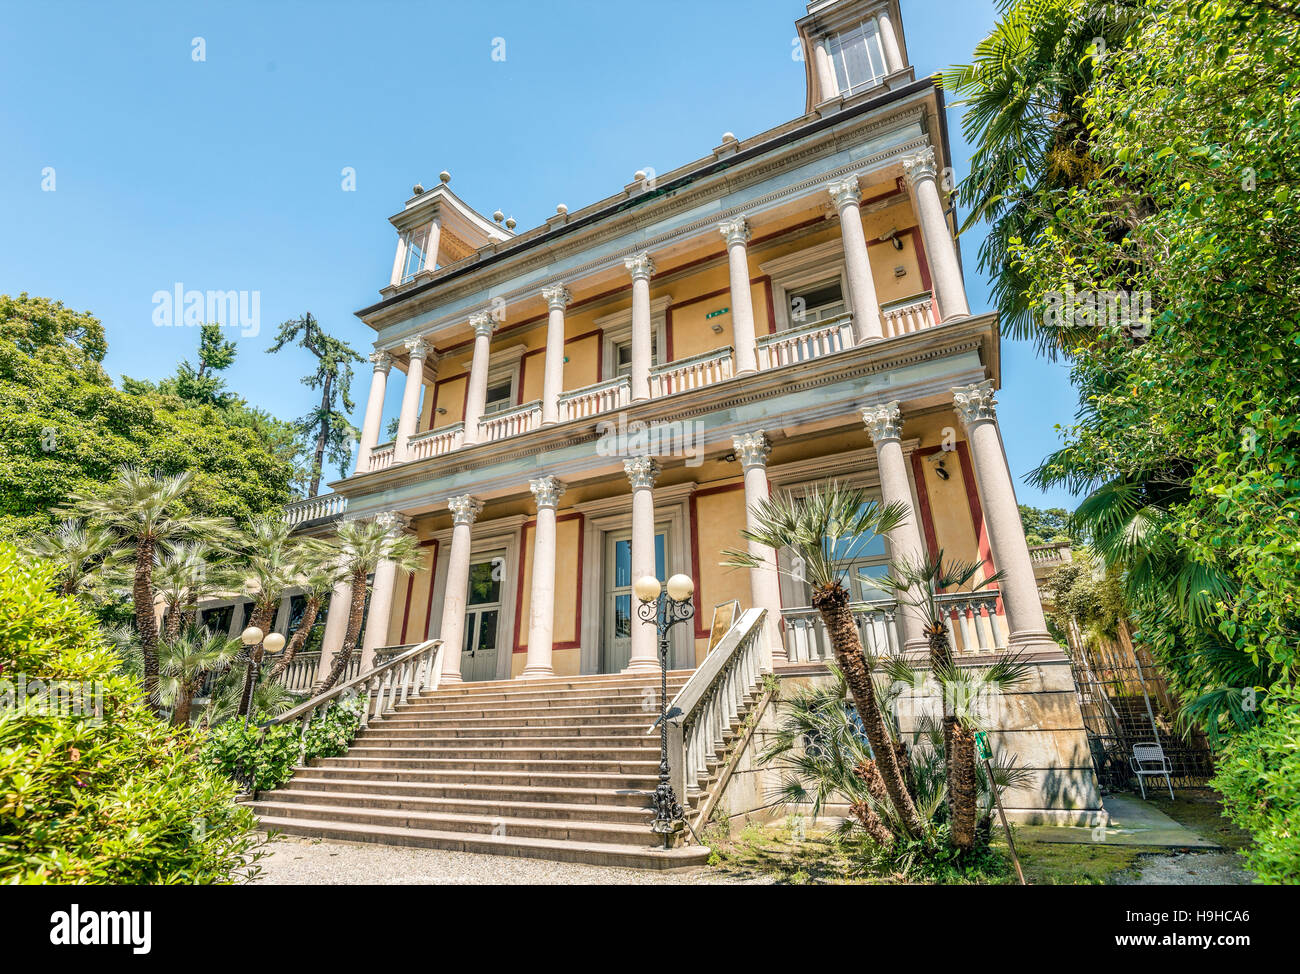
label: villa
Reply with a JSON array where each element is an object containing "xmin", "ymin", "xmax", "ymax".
[{"xmin": 199, "ymin": 0, "xmax": 1104, "ymax": 866}]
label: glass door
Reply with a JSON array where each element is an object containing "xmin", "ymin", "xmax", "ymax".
[
  {"xmin": 603, "ymin": 529, "xmax": 665, "ymax": 673},
  {"xmin": 462, "ymin": 558, "xmax": 503, "ymax": 682}
]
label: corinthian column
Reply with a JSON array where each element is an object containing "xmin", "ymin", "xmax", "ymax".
[
  {"xmin": 903, "ymin": 146, "xmax": 970, "ymax": 320},
  {"xmin": 624, "ymin": 253, "xmax": 656, "ymax": 402},
  {"xmin": 624, "ymin": 456, "xmax": 662, "ymax": 672},
  {"xmin": 861, "ymin": 401, "xmax": 929, "ymax": 653},
  {"xmin": 395, "ymin": 337, "xmax": 432, "ymax": 460},
  {"xmin": 826, "ymin": 175, "xmax": 883, "ymax": 343},
  {"xmin": 540, "ymin": 284, "xmax": 570, "ymax": 426},
  {"xmin": 952, "ymin": 381, "xmax": 1051, "ymax": 648},
  {"xmin": 523, "ymin": 476, "xmax": 566, "ymax": 678},
  {"xmin": 462, "ymin": 312, "xmax": 496, "ymax": 445},
  {"xmin": 354, "ymin": 351, "xmax": 392, "ymax": 474},
  {"xmin": 359, "ymin": 512, "xmax": 410, "ymax": 671},
  {"xmin": 718, "ymin": 217, "xmax": 758, "ymax": 374},
  {"xmin": 438, "ymin": 494, "xmax": 484, "ymax": 683},
  {"xmin": 733, "ymin": 431, "xmax": 783, "ymax": 667}
]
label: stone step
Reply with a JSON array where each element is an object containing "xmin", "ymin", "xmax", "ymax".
[
  {"xmin": 389, "ymin": 701, "xmax": 667, "ymax": 719},
  {"xmin": 347, "ymin": 726, "xmax": 652, "ymax": 742},
  {"xmin": 331, "ymin": 750, "xmax": 661, "ymax": 774},
  {"xmin": 281, "ymin": 770, "xmax": 658, "ymax": 807},
  {"xmin": 250, "ymin": 799, "xmax": 658, "ymax": 846},
  {"xmin": 422, "ymin": 671, "xmax": 694, "ymax": 697},
  {"xmin": 306, "ymin": 759, "xmax": 659, "ymax": 790},
  {"xmin": 255, "ymin": 814, "xmax": 710, "ymax": 870},
  {"xmin": 276, "ymin": 780, "xmax": 653, "ymax": 822},
  {"xmin": 344, "ymin": 742, "xmax": 660, "ymax": 761},
  {"xmin": 261, "ymin": 785, "xmax": 650, "ymax": 827},
  {"xmin": 404, "ymin": 680, "xmax": 689, "ymax": 705},
  {"xmin": 362, "ymin": 713, "xmax": 657, "ymax": 729}
]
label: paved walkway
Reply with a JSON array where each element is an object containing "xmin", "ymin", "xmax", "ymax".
[
  {"xmin": 1018, "ymin": 795, "xmax": 1218, "ymax": 847},
  {"xmin": 252, "ymin": 835, "xmax": 766, "ymax": 885}
]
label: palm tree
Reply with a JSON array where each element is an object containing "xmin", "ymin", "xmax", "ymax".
[
  {"xmin": 154, "ymin": 541, "xmax": 223, "ymax": 641},
  {"xmin": 867, "ymin": 553, "xmax": 1013, "ymax": 850},
  {"xmin": 232, "ymin": 516, "xmax": 306, "ymax": 716},
  {"xmin": 23, "ymin": 519, "xmax": 121, "ymax": 597},
  {"xmin": 156, "ymin": 628, "xmax": 242, "ymax": 726},
  {"xmin": 267, "ymin": 546, "xmax": 338, "ymax": 681},
  {"xmin": 67, "ymin": 466, "xmax": 234, "ymax": 710},
  {"xmin": 723, "ymin": 481, "xmax": 923, "ymax": 836},
  {"xmin": 316, "ymin": 518, "xmax": 421, "ymax": 691}
]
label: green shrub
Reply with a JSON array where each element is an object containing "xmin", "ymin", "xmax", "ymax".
[
  {"xmin": 200, "ymin": 695, "xmax": 363, "ymax": 792},
  {"xmin": 1213, "ymin": 684, "xmax": 1300, "ymax": 884},
  {"xmin": 0, "ymin": 543, "xmax": 263, "ymax": 883}
]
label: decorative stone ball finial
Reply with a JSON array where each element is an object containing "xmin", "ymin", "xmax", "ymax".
[
  {"xmin": 493, "ymin": 210, "xmax": 504, "ymax": 224},
  {"xmin": 556, "ymin": 203, "xmax": 568, "ymax": 215},
  {"xmin": 439, "ymin": 170, "xmax": 451, "ymax": 184},
  {"xmin": 413, "ymin": 183, "xmax": 425, "ymax": 195}
]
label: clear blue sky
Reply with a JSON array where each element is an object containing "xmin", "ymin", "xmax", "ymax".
[{"xmin": 0, "ymin": 0, "xmax": 1077, "ymax": 509}]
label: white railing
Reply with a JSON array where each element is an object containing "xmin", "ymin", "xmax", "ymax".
[
  {"xmin": 479, "ymin": 400, "xmax": 542, "ymax": 442},
  {"xmin": 255, "ymin": 639, "xmax": 445, "ymax": 782},
  {"xmin": 559, "ymin": 375, "xmax": 631, "ymax": 421},
  {"xmin": 757, "ymin": 313, "xmax": 856, "ymax": 369},
  {"xmin": 781, "ymin": 592, "xmax": 1006, "ymax": 663},
  {"xmin": 782, "ymin": 600, "xmax": 901, "ymax": 664},
  {"xmin": 1029, "ymin": 541, "xmax": 1074, "ymax": 566},
  {"xmin": 656, "ymin": 608, "xmax": 768, "ymax": 807},
  {"xmin": 368, "ymin": 442, "xmax": 397, "ymax": 471},
  {"xmin": 649, "ymin": 346, "xmax": 734, "ymax": 397},
  {"xmin": 408, "ymin": 422, "xmax": 464, "ymax": 461},
  {"xmin": 284, "ymin": 493, "xmax": 347, "ymax": 527},
  {"xmin": 272, "ymin": 650, "xmax": 321, "ymax": 694},
  {"xmin": 880, "ymin": 292, "xmax": 937, "ymax": 338}
]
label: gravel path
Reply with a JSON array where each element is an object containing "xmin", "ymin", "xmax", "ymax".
[
  {"xmin": 1118, "ymin": 850, "xmax": 1255, "ymax": 885},
  {"xmin": 252, "ymin": 835, "xmax": 767, "ymax": 885}
]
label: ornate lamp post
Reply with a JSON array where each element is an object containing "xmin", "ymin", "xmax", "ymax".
[
  {"xmin": 238, "ymin": 627, "xmax": 285, "ymax": 728},
  {"xmin": 634, "ymin": 572, "xmax": 695, "ymax": 847}
]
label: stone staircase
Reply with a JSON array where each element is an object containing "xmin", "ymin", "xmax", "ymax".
[{"xmin": 249, "ymin": 670, "xmax": 713, "ymax": 869}]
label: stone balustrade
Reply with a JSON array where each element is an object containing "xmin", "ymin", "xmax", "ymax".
[
  {"xmin": 880, "ymin": 291, "xmax": 938, "ymax": 338},
  {"xmin": 284, "ymin": 492, "xmax": 348, "ymax": 527},
  {"xmin": 478, "ymin": 400, "xmax": 543, "ymax": 443},
  {"xmin": 558, "ymin": 375, "xmax": 632, "ymax": 421},
  {"xmin": 756, "ymin": 313, "xmax": 856, "ymax": 369},
  {"xmin": 649, "ymin": 346, "xmax": 734, "ymax": 397},
  {"xmin": 368, "ymin": 441, "xmax": 397, "ymax": 471},
  {"xmin": 408, "ymin": 422, "xmax": 465, "ymax": 460}
]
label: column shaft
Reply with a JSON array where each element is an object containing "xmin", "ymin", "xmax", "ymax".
[
  {"xmin": 523, "ymin": 477, "xmax": 566, "ymax": 678},
  {"xmin": 395, "ymin": 338, "xmax": 430, "ymax": 460},
  {"xmin": 904, "ymin": 147, "xmax": 970, "ymax": 320},
  {"xmin": 734, "ymin": 432, "xmax": 783, "ymax": 667},
  {"xmin": 462, "ymin": 314, "xmax": 495, "ymax": 444},
  {"xmin": 354, "ymin": 353, "xmax": 392, "ymax": 474},
  {"xmin": 624, "ymin": 457, "xmax": 661, "ymax": 672},
  {"xmin": 625, "ymin": 254, "xmax": 655, "ymax": 402},
  {"xmin": 438, "ymin": 495, "xmax": 483, "ymax": 683},
  {"xmin": 359, "ymin": 558, "xmax": 397, "ymax": 671},
  {"xmin": 314, "ymin": 578, "xmax": 352, "ymax": 687},
  {"xmin": 540, "ymin": 285, "xmax": 570, "ymax": 425},
  {"xmin": 877, "ymin": 11, "xmax": 905, "ymax": 73},
  {"xmin": 719, "ymin": 218, "xmax": 758, "ymax": 374},
  {"xmin": 954, "ymin": 381, "xmax": 1052, "ymax": 647},
  {"xmin": 827, "ymin": 177, "xmax": 883, "ymax": 342}
]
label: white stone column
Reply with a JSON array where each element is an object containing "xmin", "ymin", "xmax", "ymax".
[
  {"xmin": 540, "ymin": 284, "xmax": 571, "ymax": 425},
  {"xmin": 733, "ymin": 431, "xmax": 783, "ymax": 668},
  {"xmin": 395, "ymin": 337, "xmax": 431, "ymax": 461},
  {"xmin": 359, "ymin": 512, "xmax": 410, "ymax": 671},
  {"xmin": 389, "ymin": 235, "xmax": 408, "ymax": 287},
  {"xmin": 877, "ymin": 11, "xmax": 905, "ymax": 73},
  {"xmin": 424, "ymin": 218, "xmax": 442, "ymax": 274},
  {"xmin": 313, "ymin": 577, "xmax": 353, "ymax": 689},
  {"xmin": 462, "ymin": 312, "xmax": 496, "ymax": 445},
  {"xmin": 624, "ymin": 253, "xmax": 655, "ymax": 402},
  {"xmin": 624, "ymin": 456, "xmax": 662, "ymax": 672},
  {"xmin": 718, "ymin": 217, "xmax": 759, "ymax": 375},
  {"xmin": 826, "ymin": 176, "xmax": 883, "ymax": 343},
  {"xmin": 953, "ymin": 381, "xmax": 1052, "ymax": 648},
  {"xmin": 438, "ymin": 494, "xmax": 483, "ymax": 683},
  {"xmin": 523, "ymin": 476, "xmax": 566, "ymax": 678},
  {"xmin": 904, "ymin": 146, "xmax": 970, "ymax": 320},
  {"xmin": 354, "ymin": 351, "xmax": 392, "ymax": 474},
  {"xmin": 813, "ymin": 35, "xmax": 839, "ymax": 102},
  {"xmin": 862, "ymin": 401, "xmax": 930, "ymax": 653}
]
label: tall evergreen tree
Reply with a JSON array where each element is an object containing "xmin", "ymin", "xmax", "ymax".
[{"xmin": 267, "ymin": 313, "xmax": 364, "ymax": 497}]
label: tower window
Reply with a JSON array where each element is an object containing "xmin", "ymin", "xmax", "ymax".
[
  {"xmin": 401, "ymin": 224, "xmax": 431, "ymax": 283},
  {"xmin": 828, "ymin": 19, "xmax": 887, "ymax": 96}
]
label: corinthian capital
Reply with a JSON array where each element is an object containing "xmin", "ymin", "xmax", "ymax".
[
  {"xmin": 732, "ymin": 430, "xmax": 771, "ymax": 469},
  {"xmin": 902, "ymin": 146, "xmax": 939, "ymax": 188},
  {"xmin": 623, "ymin": 455, "xmax": 662, "ymax": 490},
  {"xmin": 369, "ymin": 350, "xmax": 394, "ymax": 373},
  {"xmin": 404, "ymin": 336, "xmax": 431, "ymax": 361},
  {"xmin": 372, "ymin": 511, "xmax": 411, "ymax": 535},
  {"xmin": 448, "ymin": 493, "xmax": 484, "ymax": 526},
  {"xmin": 468, "ymin": 312, "xmax": 497, "ymax": 338},
  {"xmin": 717, "ymin": 216, "xmax": 751, "ymax": 247},
  {"xmin": 529, "ymin": 476, "xmax": 566, "ymax": 509},
  {"xmin": 541, "ymin": 283, "xmax": 571, "ymax": 311},
  {"xmin": 952, "ymin": 380, "xmax": 998, "ymax": 428},
  {"xmin": 826, "ymin": 175, "xmax": 861, "ymax": 210},
  {"xmin": 862, "ymin": 401, "xmax": 904, "ymax": 444},
  {"xmin": 624, "ymin": 252, "xmax": 656, "ymax": 281}
]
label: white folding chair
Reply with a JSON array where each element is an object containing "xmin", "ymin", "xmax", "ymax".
[{"xmin": 1129, "ymin": 741, "xmax": 1175, "ymax": 800}]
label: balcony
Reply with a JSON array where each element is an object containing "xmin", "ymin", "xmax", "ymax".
[
  {"xmin": 284, "ymin": 492, "xmax": 348, "ymax": 527},
  {"xmin": 361, "ymin": 291, "xmax": 940, "ymax": 475}
]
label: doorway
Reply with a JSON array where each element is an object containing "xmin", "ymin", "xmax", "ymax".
[
  {"xmin": 461, "ymin": 556, "xmax": 503, "ymax": 682},
  {"xmin": 602, "ymin": 529, "xmax": 666, "ymax": 673}
]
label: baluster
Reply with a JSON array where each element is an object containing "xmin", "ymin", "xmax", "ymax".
[
  {"xmin": 958, "ymin": 603, "xmax": 977, "ymax": 653},
  {"xmin": 358, "ymin": 680, "xmax": 372, "ymax": 729},
  {"xmin": 298, "ymin": 705, "xmax": 315, "ymax": 765}
]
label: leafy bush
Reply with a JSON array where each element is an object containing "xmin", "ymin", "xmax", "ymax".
[
  {"xmin": 1213, "ymin": 684, "xmax": 1300, "ymax": 884},
  {"xmin": 0, "ymin": 543, "xmax": 263, "ymax": 883},
  {"xmin": 201, "ymin": 695, "xmax": 363, "ymax": 792}
]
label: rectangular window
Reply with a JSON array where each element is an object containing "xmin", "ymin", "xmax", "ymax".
[
  {"xmin": 788, "ymin": 278, "xmax": 846, "ymax": 326},
  {"xmin": 611, "ymin": 334, "xmax": 658, "ymax": 377},
  {"xmin": 401, "ymin": 224, "xmax": 431, "ymax": 282},
  {"xmin": 829, "ymin": 19, "xmax": 887, "ymax": 95},
  {"xmin": 483, "ymin": 378, "xmax": 514, "ymax": 415}
]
